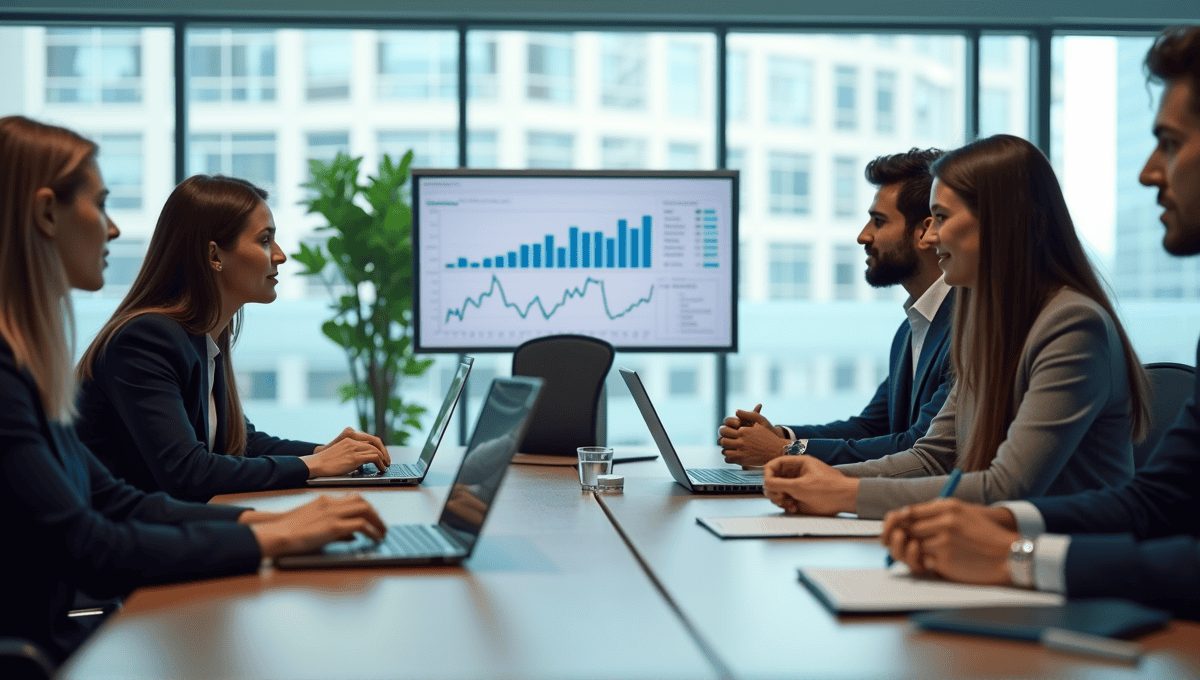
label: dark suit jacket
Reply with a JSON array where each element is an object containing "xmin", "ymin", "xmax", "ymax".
[
  {"xmin": 1, "ymin": 339, "xmax": 260, "ymax": 662},
  {"xmin": 786, "ymin": 292, "xmax": 954, "ymax": 466},
  {"xmin": 1032, "ymin": 336, "xmax": 1200, "ymax": 619},
  {"xmin": 77, "ymin": 314, "xmax": 314, "ymax": 502}
]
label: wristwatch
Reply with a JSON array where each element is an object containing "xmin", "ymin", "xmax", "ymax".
[
  {"xmin": 1007, "ymin": 537, "xmax": 1036, "ymax": 588},
  {"xmin": 782, "ymin": 439, "xmax": 806, "ymax": 456}
]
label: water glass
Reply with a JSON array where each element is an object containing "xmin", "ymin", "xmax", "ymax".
[{"xmin": 577, "ymin": 446, "xmax": 614, "ymax": 491}]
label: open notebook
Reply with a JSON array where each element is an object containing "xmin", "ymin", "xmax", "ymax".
[
  {"xmin": 799, "ymin": 564, "xmax": 1065, "ymax": 613},
  {"xmin": 698, "ymin": 513, "xmax": 883, "ymax": 538}
]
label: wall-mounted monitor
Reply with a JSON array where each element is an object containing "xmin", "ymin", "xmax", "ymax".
[{"xmin": 412, "ymin": 169, "xmax": 738, "ymax": 353}]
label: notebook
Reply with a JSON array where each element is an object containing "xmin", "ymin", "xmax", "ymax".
[
  {"xmin": 912, "ymin": 599, "xmax": 1171, "ymax": 641},
  {"xmin": 277, "ymin": 376, "xmax": 542, "ymax": 568},
  {"xmin": 619, "ymin": 368, "xmax": 763, "ymax": 493},
  {"xmin": 308, "ymin": 357, "xmax": 473, "ymax": 486},
  {"xmin": 798, "ymin": 565, "xmax": 1065, "ymax": 613},
  {"xmin": 697, "ymin": 513, "xmax": 883, "ymax": 538}
]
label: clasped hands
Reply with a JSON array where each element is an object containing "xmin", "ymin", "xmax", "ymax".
[{"xmin": 880, "ymin": 498, "xmax": 1022, "ymax": 587}]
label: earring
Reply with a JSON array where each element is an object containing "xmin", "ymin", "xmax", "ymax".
[{"xmin": 216, "ymin": 264, "xmax": 223, "ymax": 272}]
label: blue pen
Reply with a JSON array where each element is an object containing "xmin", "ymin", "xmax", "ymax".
[{"xmin": 886, "ymin": 467, "xmax": 963, "ymax": 567}]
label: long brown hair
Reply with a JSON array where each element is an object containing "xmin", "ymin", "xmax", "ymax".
[
  {"xmin": 0, "ymin": 116, "xmax": 97, "ymax": 421},
  {"xmin": 78, "ymin": 175, "xmax": 269, "ymax": 456},
  {"xmin": 932, "ymin": 134, "xmax": 1149, "ymax": 472}
]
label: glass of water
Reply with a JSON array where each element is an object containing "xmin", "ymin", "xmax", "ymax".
[{"xmin": 577, "ymin": 447, "xmax": 614, "ymax": 491}]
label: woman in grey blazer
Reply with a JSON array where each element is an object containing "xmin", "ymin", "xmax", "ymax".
[{"xmin": 762, "ymin": 135, "xmax": 1150, "ymax": 520}]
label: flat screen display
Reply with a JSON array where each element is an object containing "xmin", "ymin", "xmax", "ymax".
[{"xmin": 412, "ymin": 169, "xmax": 738, "ymax": 352}]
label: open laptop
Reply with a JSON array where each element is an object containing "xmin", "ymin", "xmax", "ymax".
[
  {"xmin": 619, "ymin": 368, "xmax": 763, "ymax": 494},
  {"xmin": 278, "ymin": 376, "xmax": 543, "ymax": 569},
  {"xmin": 308, "ymin": 357, "xmax": 473, "ymax": 487}
]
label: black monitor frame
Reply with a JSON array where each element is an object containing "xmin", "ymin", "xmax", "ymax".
[{"xmin": 411, "ymin": 168, "xmax": 738, "ymax": 354}]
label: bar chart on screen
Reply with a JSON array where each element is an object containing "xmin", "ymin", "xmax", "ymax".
[{"xmin": 413, "ymin": 173, "xmax": 735, "ymax": 352}]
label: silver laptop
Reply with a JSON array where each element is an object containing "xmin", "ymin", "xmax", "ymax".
[
  {"xmin": 619, "ymin": 368, "xmax": 763, "ymax": 494},
  {"xmin": 308, "ymin": 357, "xmax": 473, "ymax": 487},
  {"xmin": 278, "ymin": 376, "xmax": 543, "ymax": 569}
]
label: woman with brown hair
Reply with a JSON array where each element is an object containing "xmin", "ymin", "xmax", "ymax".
[
  {"xmin": 75, "ymin": 174, "xmax": 391, "ymax": 501},
  {"xmin": 0, "ymin": 115, "xmax": 385, "ymax": 663},
  {"xmin": 761, "ymin": 134, "xmax": 1149, "ymax": 519}
]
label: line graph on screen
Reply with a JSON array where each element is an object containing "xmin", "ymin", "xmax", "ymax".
[{"xmin": 445, "ymin": 274, "xmax": 654, "ymax": 324}]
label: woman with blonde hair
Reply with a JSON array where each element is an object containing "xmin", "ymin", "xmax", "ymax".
[
  {"xmin": 0, "ymin": 115, "xmax": 385, "ymax": 663},
  {"xmin": 75, "ymin": 174, "xmax": 390, "ymax": 501},
  {"xmin": 761, "ymin": 134, "xmax": 1149, "ymax": 519}
]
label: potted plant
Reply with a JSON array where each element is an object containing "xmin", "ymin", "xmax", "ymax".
[{"xmin": 293, "ymin": 151, "xmax": 433, "ymax": 445}]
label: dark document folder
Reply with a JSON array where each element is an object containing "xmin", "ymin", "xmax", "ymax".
[{"xmin": 912, "ymin": 599, "xmax": 1171, "ymax": 641}]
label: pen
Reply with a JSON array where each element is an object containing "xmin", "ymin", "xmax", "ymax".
[
  {"xmin": 886, "ymin": 467, "xmax": 963, "ymax": 567},
  {"xmin": 1041, "ymin": 627, "xmax": 1142, "ymax": 664}
]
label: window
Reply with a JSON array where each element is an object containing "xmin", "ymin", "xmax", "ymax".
[
  {"xmin": 727, "ymin": 49, "xmax": 748, "ymax": 122},
  {"xmin": 307, "ymin": 370, "xmax": 349, "ymax": 400},
  {"xmin": 188, "ymin": 29, "xmax": 276, "ymax": 103},
  {"xmin": 527, "ymin": 34, "xmax": 573, "ymax": 103},
  {"xmin": 768, "ymin": 243, "xmax": 812, "ymax": 299},
  {"xmin": 768, "ymin": 56, "xmax": 812, "ymax": 127},
  {"xmin": 248, "ymin": 371, "xmax": 278, "ymax": 401},
  {"xmin": 307, "ymin": 131, "xmax": 349, "ymax": 168},
  {"xmin": 726, "ymin": 148, "xmax": 746, "ymax": 212},
  {"xmin": 377, "ymin": 31, "xmax": 457, "ymax": 100},
  {"xmin": 835, "ymin": 65, "xmax": 857, "ymax": 130},
  {"xmin": 769, "ymin": 152, "xmax": 811, "ymax": 216},
  {"xmin": 876, "ymin": 70, "xmax": 896, "ymax": 134},
  {"xmin": 188, "ymin": 132, "xmax": 277, "ymax": 199},
  {"xmin": 834, "ymin": 156, "xmax": 858, "ymax": 218},
  {"xmin": 914, "ymin": 76, "xmax": 952, "ymax": 140},
  {"xmin": 980, "ymin": 87, "xmax": 1010, "ymax": 137},
  {"xmin": 668, "ymin": 368, "xmax": 698, "ymax": 396},
  {"xmin": 601, "ymin": 137, "xmax": 646, "ymax": 169},
  {"xmin": 378, "ymin": 130, "xmax": 457, "ymax": 168},
  {"xmin": 601, "ymin": 34, "xmax": 646, "ymax": 109},
  {"xmin": 468, "ymin": 33, "xmax": 499, "ymax": 99},
  {"xmin": 834, "ymin": 245, "xmax": 858, "ymax": 299},
  {"xmin": 103, "ymin": 237, "xmax": 147, "ymax": 289},
  {"xmin": 468, "ymin": 130, "xmax": 498, "ymax": 168},
  {"xmin": 668, "ymin": 41, "xmax": 702, "ymax": 118},
  {"xmin": 305, "ymin": 30, "xmax": 351, "ymax": 101},
  {"xmin": 668, "ymin": 142, "xmax": 701, "ymax": 170},
  {"xmin": 834, "ymin": 360, "xmax": 857, "ymax": 392},
  {"xmin": 94, "ymin": 133, "xmax": 143, "ymax": 210},
  {"xmin": 46, "ymin": 27, "xmax": 142, "ymax": 104},
  {"xmin": 980, "ymin": 35, "xmax": 1031, "ymax": 138},
  {"xmin": 527, "ymin": 132, "xmax": 573, "ymax": 168}
]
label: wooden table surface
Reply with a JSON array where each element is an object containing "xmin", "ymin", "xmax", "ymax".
[{"xmin": 59, "ymin": 444, "xmax": 1200, "ymax": 680}]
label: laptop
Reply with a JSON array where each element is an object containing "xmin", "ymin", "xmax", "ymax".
[
  {"xmin": 278, "ymin": 376, "xmax": 543, "ymax": 569},
  {"xmin": 619, "ymin": 368, "xmax": 763, "ymax": 494},
  {"xmin": 308, "ymin": 357, "xmax": 474, "ymax": 487}
]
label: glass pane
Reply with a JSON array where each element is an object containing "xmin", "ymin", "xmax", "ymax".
[
  {"xmin": 979, "ymin": 34, "xmax": 1030, "ymax": 138},
  {"xmin": 1053, "ymin": 34, "xmax": 1200, "ymax": 364},
  {"xmin": 727, "ymin": 32, "xmax": 965, "ymax": 426},
  {"xmin": 465, "ymin": 30, "xmax": 719, "ymax": 445}
]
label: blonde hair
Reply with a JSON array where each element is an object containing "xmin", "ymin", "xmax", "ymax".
[{"xmin": 0, "ymin": 116, "xmax": 97, "ymax": 422}]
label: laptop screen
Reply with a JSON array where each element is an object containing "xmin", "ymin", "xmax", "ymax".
[
  {"xmin": 438, "ymin": 377, "xmax": 542, "ymax": 551},
  {"xmin": 417, "ymin": 357, "xmax": 474, "ymax": 469}
]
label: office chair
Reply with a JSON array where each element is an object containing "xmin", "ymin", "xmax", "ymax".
[
  {"xmin": 512, "ymin": 334, "xmax": 614, "ymax": 455},
  {"xmin": 1136, "ymin": 362, "xmax": 1196, "ymax": 469},
  {"xmin": 0, "ymin": 637, "xmax": 55, "ymax": 680}
]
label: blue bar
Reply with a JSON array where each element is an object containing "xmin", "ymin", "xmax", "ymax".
[
  {"xmin": 569, "ymin": 227, "xmax": 579, "ymax": 267},
  {"xmin": 533, "ymin": 244, "xmax": 542, "ymax": 267},
  {"xmin": 508, "ymin": 251, "xmax": 517, "ymax": 268},
  {"xmin": 495, "ymin": 255, "xmax": 504, "ymax": 268},
  {"xmin": 544, "ymin": 235, "xmax": 554, "ymax": 268},
  {"xmin": 703, "ymin": 262, "xmax": 719, "ymax": 268},
  {"xmin": 643, "ymin": 215, "xmax": 651, "ymax": 267},
  {"xmin": 457, "ymin": 257, "xmax": 467, "ymax": 268},
  {"xmin": 595, "ymin": 233, "xmax": 603, "ymax": 267},
  {"xmin": 483, "ymin": 258, "xmax": 492, "ymax": 267},
  {"xmin": 557, "ymin": 247, "xmax": 566, "ymax": 268},
  {"xmin": 618, "ymin": 220, "xmax": 627, "ymax": 268},
  {"xmin": 520, "ymin": 245, "xmax": 530, "ymax": 268},
  {"xmin": 582, "ymin": 231, "xmax": 591, "ymax": 267},
  {"xmin": 606, "ymin": 238, "xmax": 615, "ymax": 268},
  {"xmin": 630, "ymin": 228, "xmax": 639, "ymax": 268}
]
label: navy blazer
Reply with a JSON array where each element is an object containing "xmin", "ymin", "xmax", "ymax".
[
  {"xmin": 1031, "ymin": 336, "xmax": 1200, "ymax": 619},
  {"xmin": 0, "ymin": 339, "xmax": 260, "ymax": 662},
  {"xmin": 787, "ymin": 293, "xmax": 954, "ymax": 466},
  {"xmin": 77, "ymin": 314, "xmax": 315, "ymax": 502}
]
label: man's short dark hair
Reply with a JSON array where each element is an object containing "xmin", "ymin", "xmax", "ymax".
[
  {"xmin": 1145, "ymin": 25, "xmax": 1200, "ymax": 116},
  {"xmin": 864, "ymin": 148, "xmax": 944, "ymax": 234}
]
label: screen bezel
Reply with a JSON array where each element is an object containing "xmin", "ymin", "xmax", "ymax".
[{"xmin": 411, "ymin": 168, "xmax": 739, "ymax": 353}]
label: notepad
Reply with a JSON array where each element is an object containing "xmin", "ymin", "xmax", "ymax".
[
  {"xmin": 798, "ymin": 565, "xmax": 1065, "ymax": 613},
  {"xmin": 697, "ymin": 513, "xmax": 884, "ymax": 538}
]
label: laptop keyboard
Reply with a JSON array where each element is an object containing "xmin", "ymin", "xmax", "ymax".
[
  {"xmin": 358, "ymin": 462, "xmax": 421, "ymax": 478},
  {"xmin": 378, "ymin": 524, "xmax": 458, "ymax": 557},
  {"xmin": 688, "ymin": 468, "xmax": 762, "ymax": 484}
]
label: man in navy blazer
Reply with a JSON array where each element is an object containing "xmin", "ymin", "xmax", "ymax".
[
  {"xmin": 880, "ymin": 26, "xmax": 1200, "ymax": 620},
  {"xmin": 719, "ymin": 149, "xmax": 954, "ymax": 467}
]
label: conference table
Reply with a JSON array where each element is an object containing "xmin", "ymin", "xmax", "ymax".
[{"xmin": 62, "ymin": 445, "xmax": 1200, "ymax": 680}]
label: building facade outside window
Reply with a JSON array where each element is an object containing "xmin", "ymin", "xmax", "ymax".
[
  {"xmin": 668, "ymin": 41, "xmax": 702, "ymax": 118},
  {"xmin": 45, "ymin": 27, "xmax": 142, "ymax": 104},
  {"xmin": 875, "ymin": 70, "xmax": 896, "ymax": 134},
  {"xmin": 378, "ymin": 130, "xmax": 457, "ymax": 167},
  {"xmin": 527, "ymin": 33, "xmax": 573, "ymax": 103},
  {"xmin": 188, "ymin": 29, "xmax": 276, "ymax": 103},
  {"xmin": 377, "ymin": 31, "xmax": 456, "ymax": 100},
  {"xmin": 769, "ymin": 151, "xmax": 811, "ymax": 215},
  {"xmin": 601, "ymin": 137, "xmax": 647, "ymax": 169},
  {"xmin": 834, "ymin": 155, "xmax": 858, "ymax": 218},
  {"xmin": 189, "ymin": 132, "xmax": 277, "ymax": 199},
  {"xmin": 527, "ymin": 131, "xmax": 574, "ymax": 168},
  {"xmin": 835, "ymin": 65, "xmax": 858, "ymax": 130},
  {"xmin": 93, "ymin": 133, "xmax": 143, "ymax": 210},
  {"xmin": 768, "ymin": 242, "xmax": 812, "ymax": 299},
  {"xmin": 305, "ymin": 30, "xmax": 351, "ymax": 101},
  {"xmin": 767, "ymin": 56, "xmax": 813, "ymax": 127},
  {"xmin": 601, "ymin": 34, "xmax": 647, "ymax": 109}
]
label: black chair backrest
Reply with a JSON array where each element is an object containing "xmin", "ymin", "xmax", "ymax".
[
  {"xmin": 1136, "ymin": 362, "xmax": 1196, "ymax": 469},
  {"xmin": 0, "ymin": 637, "xmax": 55, "ymax": 680},
  {"xmin": 512, "ymin": 334, "xmax": 615, "ymax": 455}
]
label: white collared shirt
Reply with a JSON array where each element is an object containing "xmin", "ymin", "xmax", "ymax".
[
  {"xmin": 206, "ymin": 334, "xmax": 219, "ymax": 452},
  {"xmin": 903, "ymin": 276, "xmax": 954, "ymax": 380}
]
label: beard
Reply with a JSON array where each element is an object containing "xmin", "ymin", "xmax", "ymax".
[{"xmin": 864, "ymin": 241, "xmax": 920, "ymax": 287}]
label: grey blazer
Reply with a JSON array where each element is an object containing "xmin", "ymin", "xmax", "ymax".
[{"xmin": 837, "ymin": 288, "xmax": 1136, "ymax": 519}]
